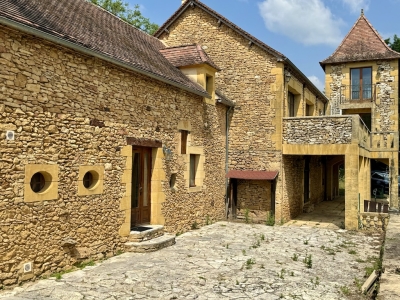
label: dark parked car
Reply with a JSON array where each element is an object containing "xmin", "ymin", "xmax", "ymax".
[{"xmin": 371, "ymin": 171, "xmax": 400, "ymax": 196}]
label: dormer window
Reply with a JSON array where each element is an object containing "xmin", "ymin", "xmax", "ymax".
[{"xmin": 351, "ymin": 67, "xmax": 372, "ymax": 100}]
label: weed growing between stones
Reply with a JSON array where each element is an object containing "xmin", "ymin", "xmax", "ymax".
[
  {"xmin": 75, "ymin": 260, "xmax": 95, "ymax": 269},
  {"xmin": 340, "ymin": 285, "xmax": 350, "ymax": 296},
  {"xmin": 191, "ymin": 221, "xmax": 199, "ymax": 230},
  {"xmin": 291, "ymin": 253, "xmax": 299, "ymax": 261},
  {"xmin": 303, "ymin": 239, "xmax": 309, "ymax": 245},
  {"xmin": 244, "ymin": 209, "xmax": 250, "ymax": 224},
  {"xmin": 265, "ymin": 212, "xmax": 275, "ymax": 226},
  {"xmin": 242, "ymin": 249, "xmax": 246, "ymax": 255},
  {"xmin": 277, "ymin": 268, "xmax": 285, "ymax": 279},
  {"xmin": 245, "ymin": 258, "xmax": 255, "ymax": 269},
  {"xmin": 303, "ymin": 254, "xmax": 312, "ymax": 268}
]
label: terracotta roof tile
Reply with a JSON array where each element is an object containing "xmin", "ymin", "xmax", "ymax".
[
  {"xmin": 226, "ymin": 170, "xmax": 278, "ymax": 180},
  {"xmin": 0, "ymin": 0, "xmax": 207, "ymax": 96},
  {"xmin": 321, "ymin": 13, "xmax": 400, "ymax": 66},
  {"xmin": 159, "ymin": 44, "xmax": 221, "ymax": 71}
]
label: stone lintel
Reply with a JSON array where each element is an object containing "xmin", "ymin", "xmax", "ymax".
[{"xmin": 126, "ymin": 137, "xmax": 162, "ymax": 148}]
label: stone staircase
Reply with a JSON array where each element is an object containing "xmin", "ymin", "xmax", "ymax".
[{"xmin": 124, "ymin": 225, "xmax": 175, "ymax": 253}]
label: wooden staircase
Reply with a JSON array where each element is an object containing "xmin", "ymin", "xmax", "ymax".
[{"xmin": 124, "ymin": 225, "xmax": 175, "ymax": 253}]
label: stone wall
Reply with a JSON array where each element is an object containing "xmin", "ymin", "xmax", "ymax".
[
  {"xmin": 359, "ymin": 213, "xmax": 389, "ymax": 231},
  {"xmin": 376, "ymin": 61, "xmax": 396, "ymax": 132},
  {"xmin": 0, "ymin": 25, "xmax": 226, "ymax": 285},
  {"xmin": 158, "ymin": 5, "xmax": 327, "ymax": 225},
  {"xmin": 158, "ymin": 6, "xmax": 281, "ymax": 172},
  {"xmin": 282, "ymin": 116, "xmax": 353, "ymax": 144}
]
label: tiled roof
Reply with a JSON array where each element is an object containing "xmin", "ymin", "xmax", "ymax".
[
  {"xmin": 0, "ymin": 0, "xmax": 208, "ymax": 96},
  {"xmin": 226, "ymin": 170, "xmax": 278, "ymax": 180},
  {"xmin": 321, "ymin": 13, "xmax": 400, "ymax": 66},
  {"xmin": 160, "ymin": 44, "xmax": 221, "ymax": 71},
  {"xmin": 154, "ymin": 0, "xmax": 328, "ymax": 102}
]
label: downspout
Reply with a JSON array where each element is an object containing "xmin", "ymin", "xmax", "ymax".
[{"xmin": 225, "ymin": 105, "xmax": 233, "ymax": 218}]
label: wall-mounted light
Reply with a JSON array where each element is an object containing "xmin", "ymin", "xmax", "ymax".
[{"xmin": 285, "ymin": 70, "xmax": 292, "ymax": 83}]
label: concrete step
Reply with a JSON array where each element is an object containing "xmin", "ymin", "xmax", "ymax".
[
  {"xmin": 124, "ymin": 234, "xmax": 176, "ymax": 253},
  {"xmin": 128, "ymin": 225, "xmax": 164, "ymax": 242}
]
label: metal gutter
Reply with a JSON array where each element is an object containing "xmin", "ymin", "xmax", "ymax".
[{"xmin": 0, "ymin": 16, "xmax": 210, "ymax": 99}]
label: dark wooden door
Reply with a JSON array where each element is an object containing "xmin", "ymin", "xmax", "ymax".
[{"xmin": 131, "ymin": 147, "xmax": 151, "ymax": 228}]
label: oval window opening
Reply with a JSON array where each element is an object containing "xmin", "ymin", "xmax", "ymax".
[
  {"xmin": 83, "ymin": 171, "xmax": 94, "ymax": 189},
  {"xmin": 30, "ymin": 172, "xmax": 46, "ymax": 193}
]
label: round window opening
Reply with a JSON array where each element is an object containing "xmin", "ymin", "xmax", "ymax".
[
  {"xmin": 30, "ymin": 172, "xmax": 46, "ymax": 193},
  {"xmin": 83, "ymin": 171, "xmax": 95, "ymax": 189}
]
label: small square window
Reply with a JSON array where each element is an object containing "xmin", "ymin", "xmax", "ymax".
[{"xmin": 181, "ymin": 130, "xmax": 189, "ymax": 154}]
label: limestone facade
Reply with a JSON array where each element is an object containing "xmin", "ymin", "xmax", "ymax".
[
  {"xmin": 0, "ymin": 25, "xmax": 227, "ymax": 285},
  {"xmin": 157, "ymin": 3, "xmax": 327, "ymax": 224}
]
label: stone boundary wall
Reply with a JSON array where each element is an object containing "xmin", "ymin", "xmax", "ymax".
[
  {"xmin": 359, "ymin": 212, "xmax": 389, "ymax": 231},
  {"xmin": 282, "ymin": 116, "xmax": 353, "ymax": 144}
]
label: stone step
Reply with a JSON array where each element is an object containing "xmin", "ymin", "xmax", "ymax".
[
  {"xmin": 124, "ymin": 234, "xmax": 176, "ymax": 253},
  {"xmin": 128, "ymin": 225, "xmax": 164, "ymax": 242}
]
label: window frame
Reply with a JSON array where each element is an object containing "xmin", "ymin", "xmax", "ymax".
[
  {"xmin": 350, "ymin": 67, "xmax": 372, "ymax": 100},
  {"xmin": 288, "ymin": 92, "xmax": 295, "ymax": 117},
  {"xmin": 181, "ymin": 130, "xmax": 189, "ymax": 154}
]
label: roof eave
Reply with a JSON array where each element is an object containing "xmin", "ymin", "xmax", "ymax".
[
  {"xmin": 0, "ymin": 16, "xmax": 209, "ymax": 99},
  {"xmin": 283, "ymin": 58, "xmax": 328, "ymax": 103},
  {"xmin": 155, "ymin": 0, "xmax": 284, "ymax": 59}
]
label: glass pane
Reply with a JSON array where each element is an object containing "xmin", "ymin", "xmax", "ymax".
[
  {"xmin": 351, "ymin": 69, "xmax": 360, "ymax": 99},
  {"xmin": 362, "ymin": 68, "xmax": 372, "ymax": 99},
  {"xmin": 190, "ymin": 154, "xmax": 196, "ymax": 187},
  {"xmin": 131, "ymin": 153, "xmax": 140, "ymax": 208},
  {"xmin": 143, "ymin": 153, "xmax": 148, "ymax": 207}
]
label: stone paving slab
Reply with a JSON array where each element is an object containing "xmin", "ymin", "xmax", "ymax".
[
  {"xmin": 378, "ymin": 212, "xmax": 400, "ymax": 299},
  {"xmin": 0, "ymin": 222, "xmax": 383, "ymax": 300}
]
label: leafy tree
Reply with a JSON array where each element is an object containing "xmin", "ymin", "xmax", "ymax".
[
  {"xmin": 384, "ymin": 34, "xmax": 400, "ymax": 53},
  {"xmin": 89, "ymin": 0, "xmax": 159, "ymax": 35}
]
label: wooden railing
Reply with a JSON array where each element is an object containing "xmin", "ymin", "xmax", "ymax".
[{"xmin": 364, "ymin": 200, "xmax": 388, "ymax": 213}]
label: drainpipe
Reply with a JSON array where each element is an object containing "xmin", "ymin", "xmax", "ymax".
[{"xmin": 225, "ymin": 105, "xmax": 233, "ymax": 218}]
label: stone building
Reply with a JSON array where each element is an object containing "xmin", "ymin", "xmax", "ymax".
[
  {"xmin": 1, "ymin": 0, "xmax": 398, "ymax": 288},
  {"xmin": 156, "ymin": 0, "xmax": 328, "ymax": 224},
  {"xmin": 0, "ymin": 0, "xmax": 232, "ymax": 286},
  {"xmin": 155, "ymin": 1, "xmax": 399, "ymax": 230}
]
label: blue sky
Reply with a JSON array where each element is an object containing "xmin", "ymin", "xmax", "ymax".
[{"xmin": 127, "ymin": 0, "xmax": 400, "ymax": 91}]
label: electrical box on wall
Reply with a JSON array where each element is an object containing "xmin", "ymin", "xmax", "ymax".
[
  {"xmin": 6, "ymin": 130, "xmax": 15, "ymax": 140},
  {"xmin": 23, "ymin": 262, "xmax": 32, "ymax": 273}
]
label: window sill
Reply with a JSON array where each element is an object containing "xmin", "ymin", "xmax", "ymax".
[{"xmin": 188, "ymin": 186, "xmax": 202, "ymax": 193}]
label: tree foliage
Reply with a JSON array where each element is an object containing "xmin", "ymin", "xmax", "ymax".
[
  {"xmin": 89, "ymin": 0, "xmax": 159, "ymax": 35},
  {"xmin": 384, "ymin": 34, "xmax": 400, "ymax": 53}
]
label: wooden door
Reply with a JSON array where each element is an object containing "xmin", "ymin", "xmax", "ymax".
[{"xmin": 131, "ymin": 147, "xmax": 151, "ymax": 228}]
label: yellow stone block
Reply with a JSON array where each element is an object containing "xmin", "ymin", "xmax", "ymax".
[{"xmin": 119, "ymin": 222, "xmax": 131, "ymax": 237}]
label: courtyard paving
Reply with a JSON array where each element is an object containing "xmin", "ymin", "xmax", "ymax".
[{"xmin": 0, "ymin": 219, "xmax": 383, "ymax": 300}]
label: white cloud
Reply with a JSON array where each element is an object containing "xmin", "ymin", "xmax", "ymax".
[
  {"xmin": 258, "ymin": 0, "xmax": 345, "ymax": 46},
  {"xmin": 341, "ymin": 0, "xmax": 369, "ymax": 14},
  {"xmin": 308, "ymin": 75, "xmax": 324, "ymax": 91}
]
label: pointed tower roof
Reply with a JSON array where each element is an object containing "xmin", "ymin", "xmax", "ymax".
[{"xmin": 320, "ymin": 10, "xmax": 400, "ymax": 67}]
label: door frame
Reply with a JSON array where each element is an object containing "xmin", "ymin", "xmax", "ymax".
[{"xmin": 131, "ymin": 146, "xmax": 152, "ymax": 228}]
